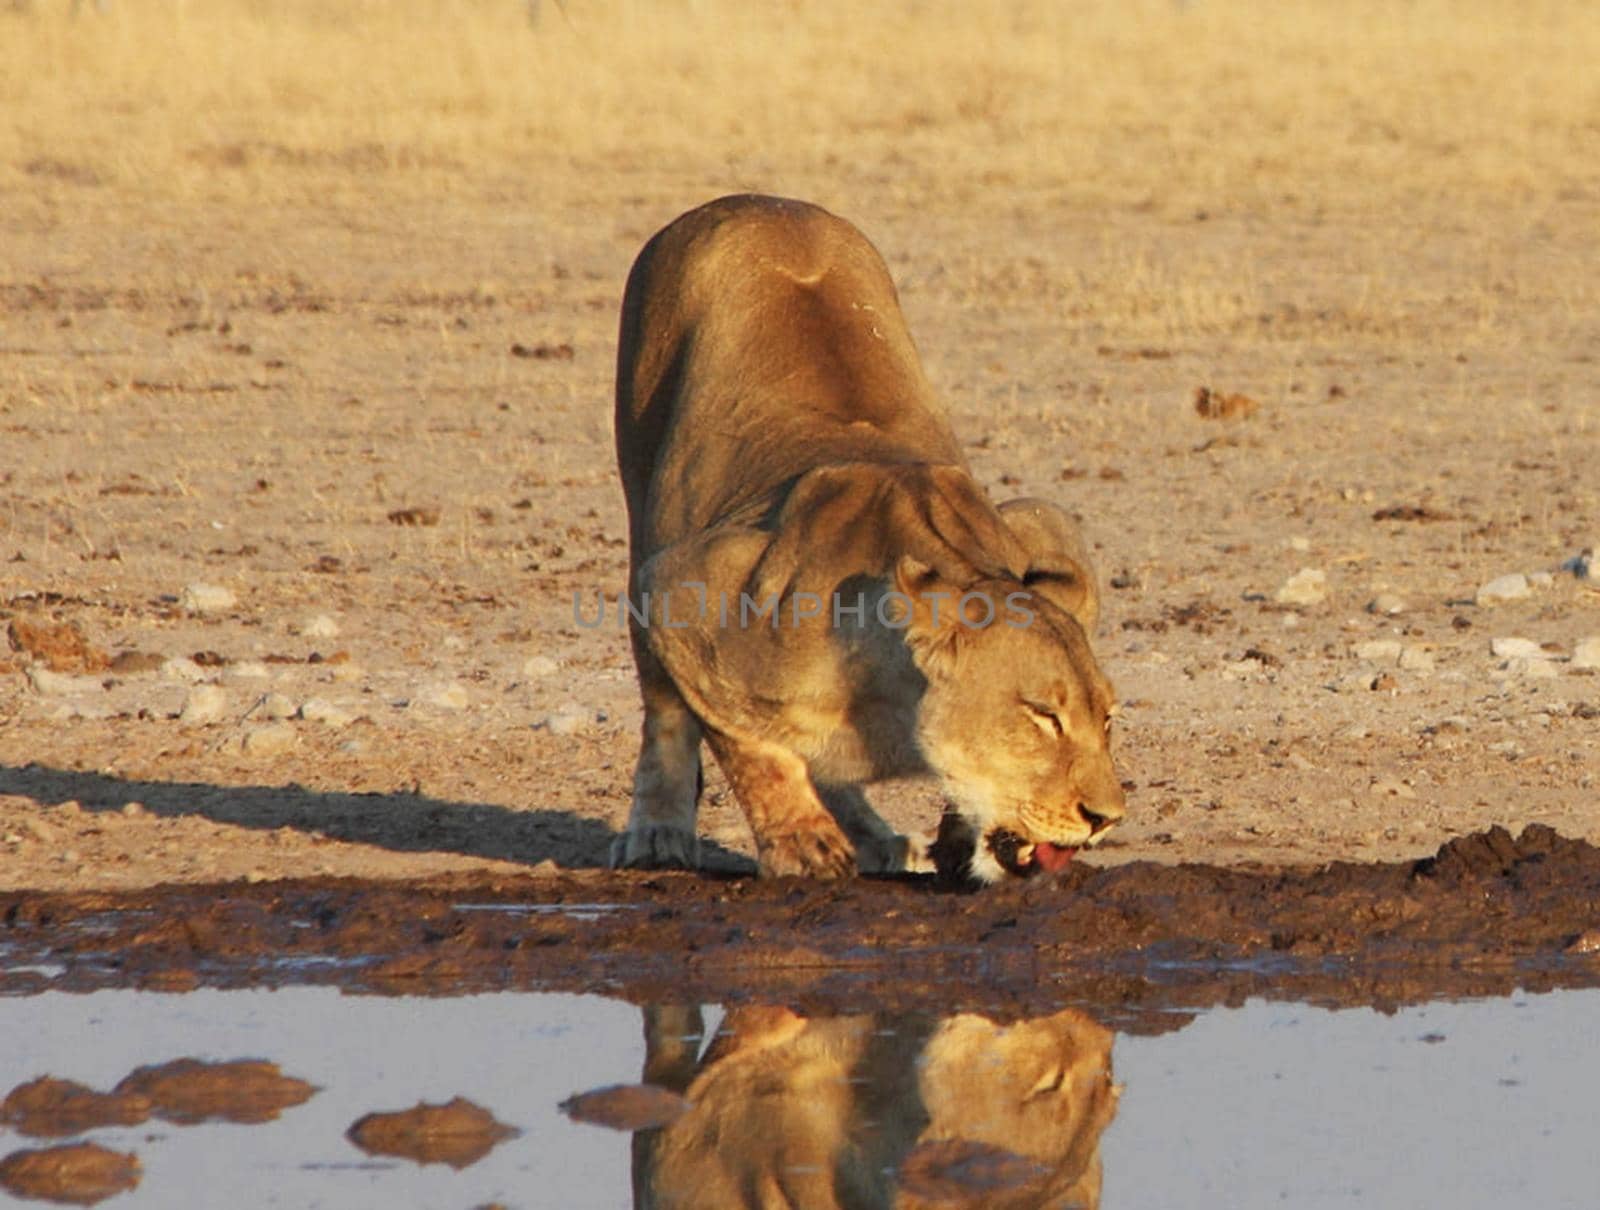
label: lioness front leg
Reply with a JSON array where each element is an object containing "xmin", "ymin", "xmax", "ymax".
[
  {"xmin": 611, "ymin": 641, "xmax": 705, "ymax": 870},
  {"xmin": 704, "ymin": 731, "xmax": 857, "ymax": 878}
]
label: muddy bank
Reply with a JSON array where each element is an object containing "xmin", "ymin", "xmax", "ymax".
[{"xmin": 5, "ymin": 826, "xmax": 1600, "ymax": 1017}]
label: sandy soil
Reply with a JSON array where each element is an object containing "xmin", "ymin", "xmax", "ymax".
[{"xmin": 3, "ymin": 5, "xmax": 1598, "ymax": 896}]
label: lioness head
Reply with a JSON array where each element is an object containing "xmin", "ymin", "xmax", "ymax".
[{"xmin": 895, "ymin": 558, "xmax": 1124, "ymax": 883}]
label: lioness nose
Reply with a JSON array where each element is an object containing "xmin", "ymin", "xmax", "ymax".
[{"xmin": 1080, "ymin": 801, "xmax": 1123, "ymax": 836}]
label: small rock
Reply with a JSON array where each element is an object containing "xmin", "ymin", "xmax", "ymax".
[
  {"xmin": 1490, "ymin": 637, "xmax": 1548, "ymax": 660},
  {"xmin": 328, "ymin": 661, "xmax": 366, "ymax": 683},
  {"xmin": 1571, "ymin": 637, "xmax": 1600, "ymax": 670},
  {"xmin": 1528, "ymin": 570, "xmax": 1555, "ymax": 590},
  {"xmin": 180, "ymin": 582, "xmax": 237, "ymax": 614},
  {"xmin": 1560, "ymin": 548, "xmax": 1595, "ymax": 581},
  {"xmin": 423, "ymin": 682, "xmax": 469, "ymax": 711},
  {"xmin": 1500, "ymin": 657, "xmax": 1558, "ymax": 679},
  {"xmin": 241, "ymin": 722, "xmax": 298, "ymax": 756},
  {"xmin": 1398, "ymin": 645, "xmax": 1435, "ymax": 672},
  {"xmin": 121, "ymin": 801, "xmax": 146, "ymax": 818},
  {"xmin": 1354, "ymin": 640, "xmax": 1402, "ymax": 663},
  {"xmin": 522, "ymin": 654, "xmax": 560, "ymax": 678},
  {"xmin": 25, "ymin": 667, "xmax": 102, "ymax": 696},
  {"xmin": 179, "ymin": 685, "xmax": 229, "ymax": 725},
  {"xmin": 258, "ymin": 692, "xmax": 298, "ymax": 720},
  {"xmin": 543, "ymin": 704, "xmax": 591, "ymax": 735},
  {"xmin": 1475, "ymin": 573, "xmax": 1530, "ymax": 605},
  {"xmin": 229, "ymin": 660, "xmax": 272, "ymax": 680},
  {"xmin": 299, "ymin": 698, "xmax": 356, "ymax": 729},
  {"xmin": 1367, "ymin": 594, "xmax": 1407, "ymax": 616},
  {"xmin": 300, "ymin": 614, "xmax": 340, "ymax": 638},
  {"xmin": 1275, "ymin": 568, "xmax": 1327, "ymax": 606},
  {"xmin": 1371, "ymin": 672, "xmax": 1399, "ymax": 692},
  {"xmin": 161, "ymin": 657, "xmax": 208, "ymax": 683}
]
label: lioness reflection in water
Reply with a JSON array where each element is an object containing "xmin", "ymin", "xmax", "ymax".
[{"xmin": 621, "ymin": 1004, "xmax": 1118, "ymax": 1209}]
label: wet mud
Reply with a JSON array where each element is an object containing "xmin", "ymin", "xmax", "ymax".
[
  {"xmin": 5, "ymin": 825, "xmax": 1600, "ymax": 1017},
  {"xmin": 346, "ymin": 1097, "xmax": 518, "ymax": 1169}
]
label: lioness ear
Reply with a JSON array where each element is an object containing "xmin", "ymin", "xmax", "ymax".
[
  {"xmin": 997, "ymin": 497, "xmax": 1100, "ymax": 634},
  {"xmin": 891, "ymin": 554, "xmax": 988, "ymax": 659}
]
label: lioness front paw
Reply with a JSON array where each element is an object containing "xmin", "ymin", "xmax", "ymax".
[
  {"xmin": 609, "ymin": 824, "xmax": 701, "ymax": 871},
  {"xmin": 757, "ymin": 829, "xmax": 858, "ymax": 879}
]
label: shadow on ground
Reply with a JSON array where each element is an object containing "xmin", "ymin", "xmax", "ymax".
[{"xmin": 0, "ymin": 762, "xmax": 643, "ymax": 870}]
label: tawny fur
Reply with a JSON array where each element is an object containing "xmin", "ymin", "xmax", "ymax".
[{"xmin": 611, "ymin": 194, "xmax": 1123, "ymax": 879}]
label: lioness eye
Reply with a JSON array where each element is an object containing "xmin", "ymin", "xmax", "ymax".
[{"xmin": 1024, "ymin": 701, "xmax": 1065, "ymax": 738}]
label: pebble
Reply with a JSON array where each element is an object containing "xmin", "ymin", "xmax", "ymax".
[
  {"xmin": 121, "ymin": 802, "xmax": 146, "ymax": 818},
  {"xmin": 25, "ymin": 666, "xmax": 102, "ymax": 695},
  {"xmin": 258, "ymin": 692, "xmax": 298, "ymax": 720},
  {"xmin": 180, "ymin": 582, "xmax": 237, "ymax": 613},
  {"xmin": 229, "ymin": 660, "xmax": 272, "ymax": 680},
  {"xmin": 1367, "ymin": 594, "xmax": 1407, "ymax": 616},
  {"xmin": 1572, "ymin": 637, "xmax": 1600, "ymax": 670},
  {"xmin": 543, "ymin": 704, "xmax": 592, "ymax": 736},
  {"xmin": 301, "ymin": 614, "xmax": 340, "ymax": 638},
  {"xmin": 328, "ymin": 661, "xmax": 366, "ymax": 683},
  {"xmin": 1561, "ymin": 548, "xmax": 1595, "ymax": 581},
  {"xmin": 1353, "ymin": 640, "xmax": 1402, "ymax": 663},
  {"xmin": 1499, "ymin": 657, "xmax": 1558, "ymax": 679},
  {"xmin": 299, "ymin": 698, "xmax": 356, "ymax": 729},
  {"xmin": 161, "ymin": 656, "xmax": 208, "ymax": 683},
  {"xmin": 242, "ymin": 722, "xmax": 298, "ymax": 756},
  {"xmin": 523, "ymin": 654, "xmax": 560, "ymax": 678},
  {"xmin": 179, "ymin": 685, "xmax": 229, "ymax": 725},
  {"xmin": 423, "ymin": 682, "xmax": 470, "ymax": 711},
  {"xmin": 1528, "ymin": 570, "xmax": 1555, "ymax": 590},
  {"xmin": 1490, "ymin": 637, "xmax": 1549, "ymax": 660},
  {"xmin": 1475, "ymin": 573, "xmax": 1530, "ymax": 605},
  {"xmin": 1397, "ymin": 645, "xmax": 1435, "ymax": 672},
  {"xmin": 1275, "ymin": 568, "xmax": 1327, "ymax": 606}
]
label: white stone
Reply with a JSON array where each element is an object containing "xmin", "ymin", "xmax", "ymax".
[
  {"xmin": 1476, "ymin": 573, "xmax": 1530, "ymax": 605},
  {"xmin": 161, "ymin": 657, "xmax": 208, "ymax": 683},
  {"xmin": 26, "ymin": 666, "xmax": 102, "ymax": 695},
  {"xmin": 258, "ymin": 692, "xmax": 298, "ymax": 720},
  {"xmin": 1490, "ymin": 636, "xmax": 1548, "ymax": 660},
  {"xmin": 1501, "ymin": 657, "xmax": 1558, "ymax": 679},
  {"xmin": 544, "ymin": 704, "xmax": 592, "ymax": 736},
  {"xmin": 229, "ymin": 661, "xmax": 272, "ymax": 681},
  {"xmin": 299, "ymin": 698, "xmax": 356, "ymax": 729},
  {"xmin": 1528, "ymin": 571, "xmax": 1555, "ymax": 590},
  {"xmin": 179, "ymin": 684, "xmax": 229, "ymax": 725},
  {"xmin": 523, "ymin": 654, "xmax": 560, "ymax": 678},
  {"xmin": 1572, "ymin": 637, "xmax": 1600, "ymax": 670},
  {"xmin": 1353, "ymin": 640, "xmax": 1402, "ymax": 663},
  {"xmin": 328, "ymin": 661, "xmax": 366, "ymax": 683},
  {"xmin": 301, "ymin": 614, "xmax": 340, "ymax": 638},
  {"xmin": 242, "ymin": 722, "xmax": 298, "ymax": 755},
  {"xmin": 1398, "ymin": 645, "xmax": 1435, "ymax": 672},
  {"xmin": 1275, "ymin": 568, "xmax": 1327, "ymax": 606},
  {"xmin": 423, "ymin": 682, "xmax": 470, "ymax": 711},
  {"xmin": 1367, "ymin": 594, "xmax": 1407, "ymax": 616},
  {"xmin": 180, "ymin": 582, "xmax": 237, "ymax": 613}
]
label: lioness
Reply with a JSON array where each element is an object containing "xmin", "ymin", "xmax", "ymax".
[{"xmin": 611, "ymin": 194, "xmax": 1123, "ymax": 881}]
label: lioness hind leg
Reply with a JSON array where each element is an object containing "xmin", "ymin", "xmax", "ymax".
[
  {"xmin": 817, "ymin": 784, "xmax": 932, "ymax": 875},
  {"xmin": 611, "ymin": 646, "xmax": 705, "ymax": 870},
  {"xmin": 704, "ymin": 731, "xmax": 857, "ymax": 879}
]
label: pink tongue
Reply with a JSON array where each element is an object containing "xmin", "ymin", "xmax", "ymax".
[{"xmin": 1033, "ymin": 842, "xmax": 1076, "ymax": 873}]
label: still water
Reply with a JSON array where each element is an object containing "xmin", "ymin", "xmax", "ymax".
[{"xmin": 1, "ymin": 986, "xmax": 1597, "ymax": 1207}]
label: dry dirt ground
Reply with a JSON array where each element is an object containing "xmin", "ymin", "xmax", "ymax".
[{"xmin": 2, "ymin": 1, "xmax": 1598, "ymax": 896}]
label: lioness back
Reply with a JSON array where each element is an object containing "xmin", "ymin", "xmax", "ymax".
[{"xmin": 615, "ymin": 194, "xmax": 965, "ymax": 559}]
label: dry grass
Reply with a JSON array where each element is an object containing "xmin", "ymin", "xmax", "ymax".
[{"xmin": 4, "ymin": 0, "xmax": 1598, "ymax": 211}]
